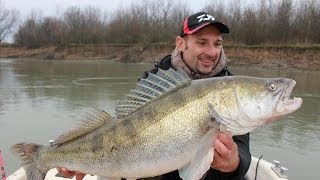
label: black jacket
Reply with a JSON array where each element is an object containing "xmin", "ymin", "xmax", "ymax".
[{"xmin": 140, "ymin": 55, "xmax": 251, "ymax": 180}]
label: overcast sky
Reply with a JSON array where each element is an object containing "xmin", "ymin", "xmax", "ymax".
[{"xmin": 3, "ymin": 0, "xmax": 208, "ymax": 18}]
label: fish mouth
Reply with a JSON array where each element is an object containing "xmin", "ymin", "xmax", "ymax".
[
  {"xmin": 266, "ymin": 80, "xmax": 302, "ymax": 123},
  {"xmin": 276, "ymin": 80, "xmax": 303, "ymax": 115}
]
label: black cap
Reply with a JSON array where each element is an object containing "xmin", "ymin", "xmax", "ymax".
[{"xmin": 180, "ymin": 12, "xmax": 229, "ymax": 37}]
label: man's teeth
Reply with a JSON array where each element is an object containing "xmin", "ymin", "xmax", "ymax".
[{"xmin": 201, "ymin": 59, "xmax": 212, "ymax": 62}]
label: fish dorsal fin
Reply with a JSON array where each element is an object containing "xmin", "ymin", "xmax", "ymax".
[
  {"xmin": 52, "ymin": 108, "xmax": 113, "ymax": 146},
  {"xmin": 116, "ymin": 68, "xmax": 191, "ymax": 118}
]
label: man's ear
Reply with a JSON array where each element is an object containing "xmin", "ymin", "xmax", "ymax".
[{"xmin": 176, "ymin": 36, "xmax": 186, "ymax": 52}]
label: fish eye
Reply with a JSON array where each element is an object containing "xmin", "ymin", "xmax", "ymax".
[{"xmin": 268, "ymin": 83, "xmax": 277, "ymax": 91}]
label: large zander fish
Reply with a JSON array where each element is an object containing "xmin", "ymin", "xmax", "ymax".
[{"xmin": 11, "ymin": 68, "xmax": 302, "ymax": 180}]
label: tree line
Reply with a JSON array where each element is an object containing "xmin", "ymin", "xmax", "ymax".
[
  {"xmin": 0, "ymin": 0, "xmax": 18, "ymax": 43},
  {"xmin": 1, "ymin": 0, "xmax": 320, "ymax": 48}
]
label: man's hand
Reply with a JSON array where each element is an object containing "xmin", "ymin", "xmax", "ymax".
[
  {"xmin": 211, "ymin": 133, "xmax": 240, "ymax": 172},
  {"xmin": 57, "ymin": 167, "xmax": 86, "ymax": 180}
]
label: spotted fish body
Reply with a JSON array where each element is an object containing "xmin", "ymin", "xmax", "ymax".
[{"xmin": 11, "ymin": 68, "xmax": 302, "ymax": 180}]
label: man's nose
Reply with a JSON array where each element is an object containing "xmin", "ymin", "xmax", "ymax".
[{"xmin": 205, "ymin": 44, "xmax": 219, "ymax": 57}]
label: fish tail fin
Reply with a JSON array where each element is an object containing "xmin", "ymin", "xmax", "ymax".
[{"xmin": 10, "ymin": 143, "xmax": 48, "ymax": 180}]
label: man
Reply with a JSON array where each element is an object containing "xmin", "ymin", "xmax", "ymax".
[{"xmin": 59, "ymin": 12, "xmax": 251, "ymax": 180}]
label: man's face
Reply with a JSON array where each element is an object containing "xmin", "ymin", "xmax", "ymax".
[{"xmin": 177, "ymin": 26, "xmax": 223, "ymax": 75}]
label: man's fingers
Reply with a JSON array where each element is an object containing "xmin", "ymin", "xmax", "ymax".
[
  {"xmin": 212, "ymin": 149, "xmax": 222, "ymax": 168},
  {"xmin": 75, "ymin": 172, "xmax": 86, "ymax": 180},
  {"xmin": 56, "ymin": 167, "xmax": 86, "ymax": 180},
  {"xmin": 212, "ymin": 133, "xmax": 240, "ymax": 173},
  {"xmin": 57, "ymin": 167, "xmax": 75, "ymax": 178},
  {"xmin": 214, "ymin": 138, "xmax": 230, "ymax": 158},
  {"xmin": 216, "ymin": 133, "xmax": 234, "ymax": 150}
]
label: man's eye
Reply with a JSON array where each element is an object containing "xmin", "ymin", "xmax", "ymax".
[{"xmin": 197, "ymin": 41, "xmax": 206, "ymax": 45}]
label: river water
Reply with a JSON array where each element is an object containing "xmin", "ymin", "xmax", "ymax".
[{"xmin": 0, "ymin": 59, "xmax": 319, "ymax": 179}]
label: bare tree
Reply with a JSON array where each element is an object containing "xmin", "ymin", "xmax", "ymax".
[
  {"xmin": 63, "ymin": 6, "xmax": 83, "ymax": 43},
  {"xmin": 14, "ymin": 11, "xmax": 43, "ymax": 48},
  {"xmin": 255, "ymin": 0, "xmax": 274, "ymax": 43},
  {"xmin": 39, "ymin": 17, "xmax": 65, "ymax": 45},
  {"xmin": 241, "ymin": 6, "xmax": 258, "ymax": 44},
  {"xmin": 105, "ymin": 0, "xmax": 189, "ymax": 44},
  {"xmin": 273, "ymin": 0, "xmax": 293, "ymax": 43},
  {"xmin": 226, "ymin": 0, "xmax": 244, "ymax": 45},
  {"xmin": 293, "ymin": 0, "xmax": 320, "ymax": 43},
  {"xmin": 204, "ymin": 0, "xmax": 227, "ymax": 22},
  {"xmin": 81, "ymin": 6, "xmax": 105, "ymax": 44},
  {"xmin": 0, "ymin": 0, "xmax": 19, "ymax": 43}
]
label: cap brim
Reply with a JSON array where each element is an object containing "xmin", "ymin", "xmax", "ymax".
[{"xmin": 210, "ymin": 22, "xmax": 230, "ymax": 33}]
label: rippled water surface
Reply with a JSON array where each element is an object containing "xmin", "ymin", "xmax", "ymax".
[{"xmin": 0, "ymin": 59, "xmax": 319, "ymax": 179}]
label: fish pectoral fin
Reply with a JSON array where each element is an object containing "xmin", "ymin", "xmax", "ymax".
[
  {"xmin": 209, "ymin": 103, "xmax": 228, "ymax": 127},
  {"xmin": 178, "ymin": 128, "xmax": 218, "ymax": 180}
]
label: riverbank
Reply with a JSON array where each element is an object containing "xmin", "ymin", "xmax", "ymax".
[{"xmin": 0, "ymin": 44, "xmax": 319, "ymax": 71}]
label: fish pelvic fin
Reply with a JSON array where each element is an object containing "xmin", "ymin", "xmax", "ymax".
[{"xmin": 10, "ymin": 143, "xmax": 48, "ymax": 180}]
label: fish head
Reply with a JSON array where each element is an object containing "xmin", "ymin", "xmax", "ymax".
[
  {"xmin": 215, "ymin": 76, "xmax": 303, "ymax": 135},
  {"xmin": 263, "ymin": 78, "xmax": 303, "ymax": 123}
]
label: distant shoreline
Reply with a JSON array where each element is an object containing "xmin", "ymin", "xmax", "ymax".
[{"xmin": 0, "ymin": 44, "xmax": 319, "ymax": 71}]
